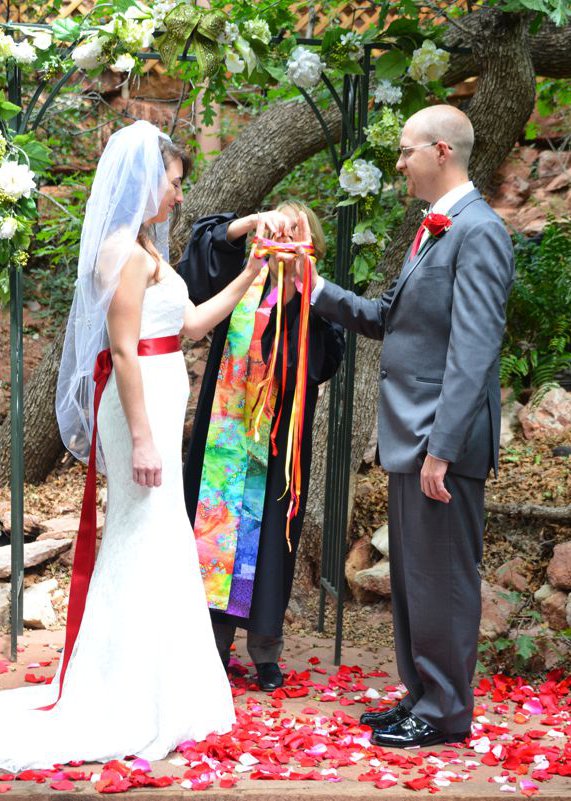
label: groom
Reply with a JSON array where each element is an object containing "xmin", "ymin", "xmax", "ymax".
[{"xmin": 304, "ymin": 105, "xmax": 514, "ymax": 747}]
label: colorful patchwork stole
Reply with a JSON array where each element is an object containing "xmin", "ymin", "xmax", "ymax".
[{"xmin": 194, "ymin": 265, "xmax": 277, "ymax": 617}]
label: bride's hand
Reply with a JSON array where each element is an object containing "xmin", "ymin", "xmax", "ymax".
[
  {"xmin": 294, "ymin": 211, "xmax": 318, "ymax": 291},
  {"xmin": 243, "ymin": 216, "xmax": 267, "ymax": 280},
  {"xmin": 132, "ymin": 438, "xmax": 162, "ymax": 487}
]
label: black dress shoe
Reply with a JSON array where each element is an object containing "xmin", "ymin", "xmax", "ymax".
[
  {"xmin": 255, "ymin": 662, "xmax": 283, "ymax": 691},
  {"xmin": 371, "ymin": 712, "xmax": 470, "ymax": 749},
  {"xmin": 360, "ymin": 701, "xmax": 410, "ymax": 729}
]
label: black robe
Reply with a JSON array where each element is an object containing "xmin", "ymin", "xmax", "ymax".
[{"xmin": 178, "ymin": 213, "xmax": 345, "ymax": 637}]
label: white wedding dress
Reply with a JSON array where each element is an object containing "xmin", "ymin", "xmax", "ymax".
[{"xmin": 0, "ymin": 269, "xmax": 235, "ymax": 772}]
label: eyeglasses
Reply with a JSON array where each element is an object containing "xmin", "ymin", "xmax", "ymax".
[{"xmin": 397, "ymin": 141, "xmax": 453, "ymax": 158}]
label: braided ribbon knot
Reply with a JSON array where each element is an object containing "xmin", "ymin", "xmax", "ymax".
[{"xmin": 250, "ymin": 236, "xmax": 314, "ymax": 551}]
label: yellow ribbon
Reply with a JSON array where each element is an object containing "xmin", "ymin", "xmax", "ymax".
[{"xmin": 156, "ymin": 4, "xmax": 226, "ymax": 76}]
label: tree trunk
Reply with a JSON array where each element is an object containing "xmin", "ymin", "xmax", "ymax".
[{"xmin": 295, "ymin": 10, "xmax": 538, "ymax": 587}]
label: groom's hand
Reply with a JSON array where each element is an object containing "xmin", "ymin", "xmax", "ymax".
[{"xmin": 420, "ymin": 454, "xmax": 451, "ymax": 503}]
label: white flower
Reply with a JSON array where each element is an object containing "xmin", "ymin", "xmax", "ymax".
[
  {"xmin": 218, "ymin": 22, "xmax": 239, "ymax": 45},
  {"xmin": 243, "ymin": 18, "xmax": 271, "ymax": 45},
  {"xmin": 0, "ymin": 161, "xmax": 36, "ymax": 201},
  {"xmin": 374, "ymin": 80, "xmax": 402, "ymax": 106},
  {"xmin": 352, "ymin": 229, "xmax": 377, "ymax": 246},
  {"xmin": 111, "ymin": 53, "xmax": 136, "ymax": 73},
  {"xmin": 152, "ymin": 1, "xmax": 176, "ymax": 29},
  {"xmin": 0, "ymin": 33, "xmax": 14, "ymax": 60},
  {"xmin": 0, "ymin": 217, "xmax": 18, "ymax": 239},
  {"xmin": 30, "ymin": 31, "xmax": 53, "ymax": 51},
  {"xmin": 408, "ymin": 40, "xmax": 450, "ymax": 85},
  {"xmin": 225, "ymin": 50, "xmax": 245, "ymax": 74},
  {"xmin": 340, "ymin": 31, "xmax": 364, "ymax": 61},
  {"xmin": 71, "ymin": 38, "xmax": 104, "ymax": 70},
  {"xmin": 10, "ymin": 39, "xmax": 37, "ymax": 65},
  {"xmin": 339, "ymin": 159, "xmax": 382, "ymax": 198},
  {"xmin": 117, "ymin": 18, "xmax": 154, "ymax": 50},
  {"xmin": 287, "ymin": 46, "xmax": 325, "ymax": 89}
]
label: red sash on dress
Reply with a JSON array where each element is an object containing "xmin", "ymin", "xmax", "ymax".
[{"xmin": 40, "ymin": 335, "xmax": 181, "ymax": 710}]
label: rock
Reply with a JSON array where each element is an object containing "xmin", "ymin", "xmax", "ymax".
[
  {"xmin": 534, "ymin": 583, "xmax": 555, "ymax": 603},
  {"xmin": 345, "ymin": 537, "xmax": 377, "ymax": 603},
  {"xmin": 354, "ymin": 561, "xmax": 392, "ymax": 598},
  {"xmin": 493, "ymin": 175, "xmax": 531, "ymax": 208},
  {"xmin": 537, "ymin": 150, "xmax": 571, "ymax": 178},
  {"xmin": 0, "ymin": 501, "xmax": 46, "ymax": 537},
  {"xmin": 0, "ymin": 538, "xmax": 73, "ymax": 579},
  {"xmin": 479, "ymin": 580, "xmax": 521, "ymax": 640},
  {"xmin": 541, "ymin": 590, "xmax": 568, "ymax": 631},
  {"xmin": 37, "ymin": 512, "xmax": 104, "ymax": 541},
  {"xmin": 553, "ymin": 445, "xmax": 571, "ymax": 457},
  {"xmin": 23, "ymin": 579, "xmax": 58, "ymax": 629},
  {"xmin": 547, "ymin": 541, "xmax": 571, "ymax": 591},
  {"xmin": 495, "ymin": 557, "xmax": 530, "ymax": 593},
  {"xmin": 0, "ymin": 583, "xmax": 10, "ymax": 628},
  {"xmin": 545, "ymin": 170, "xmax": 571, "ymax": 193},
  {"xmin": 371, "ymin": 524, "xmax": 389, "ymax": 558},
  {"xmin": 518, "ymin": 387, "xmax": 571, "ymax": 440},
  {"xmin": 500, "ymin": 400, "xmax": 523, "ymax": 448},
  {"xmin": 362, "ymin": 421, "xmax": 378, "ymax": 465}
]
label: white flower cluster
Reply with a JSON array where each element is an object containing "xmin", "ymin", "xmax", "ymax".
[
  {"xmin": 0, "ymin": 217, "xmax": 18, "ymax": 240},
  {"xmin": 374, "ymin": 80, "xmax": 402, "ymax": 106},
  {"xmin": 71, "ymin": 37, "xmax": 104, "ymax": 70},
  {"xmin": 0, "ymin": 31, "xmax": 47, "ymax": 66},
  {"xmin": 152, "ymin": 0, "xmax": 177, "ymax": 29},
  {"xmin": 352, "ymin": 229, "xmax": 377, "ymax": 246},
  {"xmin": 287, "ymin": 46, "xmax": 326, "ymax": 90},
  {"xmin": 408, "ymin": 40, "xmax": 450, "ymax": 85},
  {"xmin": 0, "ymin": 161, "xmax": 36, "ymax": 201},
  {"xmin": 218, "ymin": 22, "xmax": 239, "ymax": 45},
  {"xmin": 339, "ymin": 159, "xmax": 382, "ymax": 198},
  {"xmin": 243, "ymin": 18, "xmax": 271, "ymax": 46},
  {"xmin": 340, "ymin": 31, "xmax": 364, "ymax": 61}
]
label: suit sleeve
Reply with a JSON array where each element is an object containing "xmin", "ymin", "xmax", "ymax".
[
  {"xmin": 261, "ymin": 293, "xmax": 345, "ymax": 388},
  {"xmin": 428, "ymin": 221, "xmax": 514, "ymax": 462},
  {"xmin": 176, "ymin": 213, "xmax": 247, "ymax": 304},
  {"xmin": 312, "ymin": 277, "xmax": 398, "ymax": 340}
]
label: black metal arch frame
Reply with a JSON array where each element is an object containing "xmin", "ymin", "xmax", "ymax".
[{"xmin": 5, "ymin": 30, "xmax": 384, "ymax": 664}]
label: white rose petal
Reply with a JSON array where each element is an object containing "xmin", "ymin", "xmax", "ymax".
[
  {"xmin": 352, "ymin": 229, "xmax": 378, "ymax": 246},
  {"xmin": 10, "ymin": 40, "xmax": 37, "ymax": 65},
  {"xmin": 0, "ymin": 217, "xmax": 18, "ymax": 239},
  {"xmin": 339, "ymin": 159, "xmax": 382, "ymax": 198},
  {"xmin": 225, "ymin": 50, "xmax": 245, "ymax": 74},
  {"xmin": 0, "ymin": 161, "xmax": 36, "ymax": 200},
  {"xmin": 71, "ymin": 38, "xmax": 104, "ymax": 70},
  {"xmin": 111, "ymin": 53, "xmax": 136, "ymax": 73},
  {"xmin": 287, "ymin": 46, "xmax": 325, "ymax": 89}
]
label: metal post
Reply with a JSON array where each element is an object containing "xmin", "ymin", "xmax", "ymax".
[{"xmin": 7, "ymin": 63, "xmax": 24, "ymax": 662}]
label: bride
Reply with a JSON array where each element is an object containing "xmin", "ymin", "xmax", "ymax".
[{"xmin": 0, "ymin": 120, "xmax": 281, "ymax": 771}]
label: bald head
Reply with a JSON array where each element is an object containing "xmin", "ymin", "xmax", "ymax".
[{"xmin": 405, "ymin": 105, "xmax": 474, "ymax": 170}]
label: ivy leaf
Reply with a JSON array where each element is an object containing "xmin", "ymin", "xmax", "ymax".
[
  {"xmin": 515, "ymin": 635, "xmax": 539, "ymax": 661},
  {"xmin": 351, "ymin": 254, "xmax": 371, "ymax": 284},
  {"xmin": 375, "ymin": 49, "xmax": 408, "ymax": 80},
  {"xmin": 0, "ymin": 98, "xmax": 21, "ymax": 121},
  {"xmin": 337, "ymin": 197, "xmax": 359, "ymax": 207},
  {"xmin": 383, "ymin": 18, "xmax": 421, "ymax": 38},
  {"xmin": 399, "ymin": 82, "xmax": 426, "ymax": 117},
  {"xmin": 51, "ymin": 19, "xmax": 82, "ymax": 41}
]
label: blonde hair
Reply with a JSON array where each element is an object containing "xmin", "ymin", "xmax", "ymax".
[{"xmin": 277, "ymin": 200, "xmax": 327, "ymax": 262}]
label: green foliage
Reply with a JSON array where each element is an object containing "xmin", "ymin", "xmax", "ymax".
[
  {"xmin": 501, "ymin": 220, "xmax": 571, "ymax": 396},
  {"xmin": 525, "ymin": 78, "xmax": 571, "ymax": 139}
]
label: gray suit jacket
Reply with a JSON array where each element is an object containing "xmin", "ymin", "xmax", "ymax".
[{"xmin": 314, "ymin": 189, "xmax": 515, "ymax": 479}]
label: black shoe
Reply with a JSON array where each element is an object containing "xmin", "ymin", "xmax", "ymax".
[
  {"xmin": 371, "ymin": 712, "xmax": 470, "ymax": 749},
  {"xmin": 360, "ymin": 700, "xmax": 410, "ymax": 729},
  {"xmin": 255, "ymin": 662, "xmax": 283, "ymax": 691}
]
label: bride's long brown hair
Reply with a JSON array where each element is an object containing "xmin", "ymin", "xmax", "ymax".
[{"xmin": 137, "ymin": 137, "xmax": 191, "ymax": 279}]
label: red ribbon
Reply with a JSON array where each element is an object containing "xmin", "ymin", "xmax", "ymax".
[{"xmin": 40, "ymin": 334, "xmax": 181, "ymax": 710}]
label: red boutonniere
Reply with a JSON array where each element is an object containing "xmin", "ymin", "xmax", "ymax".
[{"xmin": 422, "ymin": 212, "xmax": 452, "ymax": 238}]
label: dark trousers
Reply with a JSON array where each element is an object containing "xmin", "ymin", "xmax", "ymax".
[
  {"xmin": 389, "ymin": 471, "xmax": 485, "ymax": 735},
  {"xmin": 212, "ymin": 621, "xmax": 284, "ymax": 665}
]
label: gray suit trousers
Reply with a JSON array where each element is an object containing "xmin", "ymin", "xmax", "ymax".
[{"xmin": 389, "ymin": 471, "xmax": 485, "ymax": 734}]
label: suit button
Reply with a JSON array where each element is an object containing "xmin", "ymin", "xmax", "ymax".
[
  {"xmin": 386, "ymin": 325, "xmax": 393, "ymax": 334},
  {"xmin": 380, "ymin": 369, "xmax": 388, "ymax": 379}
]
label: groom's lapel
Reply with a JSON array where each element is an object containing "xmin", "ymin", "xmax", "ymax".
[{"xmin": 389, "ymin": 189, "xmax": 483, "ymax": 308}]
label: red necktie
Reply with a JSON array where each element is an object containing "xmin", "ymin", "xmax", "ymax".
[{"xmin": 409, "ymin": 221, "xmax": 426, "ymax": 261}]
